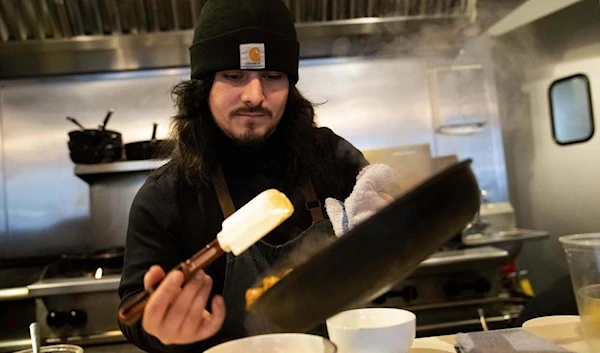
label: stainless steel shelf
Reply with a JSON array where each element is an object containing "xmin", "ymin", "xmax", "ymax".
[
  {"xmin": 462, "ymin": 229, "xmax": 550, "ymax": 246},
  {"xmin": 27, "ymin": 275, "xmax": 121, "ymax": 297},
  {"xmin": 420, "ymin": 246, "xmax": 509, "ymax": 267},
  {"xmin": 73, "ymin": 159, "xmax": 168, "ymax": 183}
]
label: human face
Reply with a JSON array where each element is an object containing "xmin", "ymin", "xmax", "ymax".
[{"xmin": 209, "ymin": 70, "xmax": 289, "ymax": 145}]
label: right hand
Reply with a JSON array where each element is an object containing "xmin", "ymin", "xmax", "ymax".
[{"xmin": 141, "ymin": 265, "xmax": 226, "ymax": 345}]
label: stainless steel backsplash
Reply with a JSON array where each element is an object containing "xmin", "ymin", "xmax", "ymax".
[{"xmin": 0, "ymin": 52, "xmax": 508, "ymax": 260}]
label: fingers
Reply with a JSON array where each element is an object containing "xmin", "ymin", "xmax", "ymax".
[
  {"xmin": 143, "ymin": 265, "xmax": 166, "ymax": 292},
  {"xmin": 140, "ymin": 266, "xmax": 226, "ymax": 345},
  {"xmin": 197, "ymin": 295, "xmax": 226, "ymax": 338},
  {"xmin": 178, "ymin": 273, "xmax": 212, "ymax": 336},
  {"xmin": 142, "ymin": 270, "xmax": 184, "ymax": 336},
  {"xmin": 166, "ymin": 271, "xmax": 210, "ymax": 337}
]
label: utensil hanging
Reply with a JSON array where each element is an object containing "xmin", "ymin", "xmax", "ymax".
[{"xmin": 66, "ymin": 116, "xmax": 86, "ymax": 130}]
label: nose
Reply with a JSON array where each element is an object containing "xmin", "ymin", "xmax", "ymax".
[{"xmin": 241, "ymin": 76, "xmax": 265, "ymax": 107}]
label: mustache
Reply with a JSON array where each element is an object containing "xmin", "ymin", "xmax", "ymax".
[{"xmin": 230, "ymin": 105, "xmax": 273, "ymax": 118}]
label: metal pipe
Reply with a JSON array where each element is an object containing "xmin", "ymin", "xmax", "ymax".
[
  {"xmin": 331, "ymin": 0, "xmax": 338, "ymax": 20},
  {"xmin": 190, "ymin": 0, "xmax": 198, "ymax": 27},
  {"xmin": 124, "ymin": 0, "xmax": 139, "ymax": 34},
  {"xmin": 367, "ymin": 0, "xmax": 375, "ymax": 17},
  {"xmin": 65, "ymin": 0, "xmax": 84, "ymax": 35},
  {"xmin": 146, "ymin": 0, "xmax": 159, "ymax": 31},
  {"xmin": 0, "ymin": 11, "xmax": 8, "ymax": 41},
  {"xmin": 39, "ymin": 0, "xmax": 62, "ymax": 39},
  {"xmin": 322, "ymin": 0, "xmax": 328, "ymax": 21},
  {"xmin": 294, "ymin": 0, "xmax": 301, "ymax": 23},
  {"xmin": 22, "ymin": 0, "xmax": 45, "ymax": 39},
  {"xmin": 86, "ymin": 0, "xmax": 104, "ymax": 34},
  {"xmin": 1, "ymin": 0, "xmax": 28, "ymax": 41},
  {"xmin": 134, "ymin": 0, "xmax": 147, "ymax": 33},
  {"xmin": 53, "ymin": 0, "xmax": 72, "ymax": 37},
  {"xmin": 104, "ymin": 0, "xmax": 121, "ymax": 34},
  {"xmin": 170, "ymin": 0, "xmax": 179, "ymax": 30}
]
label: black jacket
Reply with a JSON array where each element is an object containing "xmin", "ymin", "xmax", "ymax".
[{"xmin": 118, "ymin": 127, "xmax": 368, "ymax": 352}]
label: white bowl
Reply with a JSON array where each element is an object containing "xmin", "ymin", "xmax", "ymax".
[
  {"xmin": 522, "ymin": 315, "xmax": 581, "ymax": 328},
  {"xmin": 326, "ymin": 308, "xmax": 416, "ymax": 353},
  {"xmin": 13, "ymin": 344, "xmax": 84, "ymax": 353},
  {"xmin": 203, "ymin": 333, "xmax": 337, "ymax": 353}
]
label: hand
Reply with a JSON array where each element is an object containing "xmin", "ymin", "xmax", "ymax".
[{"xmin": 141, "ymin": 265, "xmax": 226, "ymax": 345}]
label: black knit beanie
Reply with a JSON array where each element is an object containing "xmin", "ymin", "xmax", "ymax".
[{"xmin": 189, "ymin": 0, "xmax": 300, "ymax": 83}]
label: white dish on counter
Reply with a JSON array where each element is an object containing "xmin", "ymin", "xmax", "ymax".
[
  {"xmin": 13, "ymin": 344, "xmax": 84, "ymax": 353},
  {"xmin": 203, "ymin": 333, "xmax": 337, "ymax": 353},
  {"xmin": 326, "ymin": 308, "xmax": 416, "ymax": 353},
  {"xmin": 522, "ymin": 315, "xmax": 581, "ymax": 328}
]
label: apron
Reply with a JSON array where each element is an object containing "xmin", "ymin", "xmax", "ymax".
[{"xmin": 212, "ymin": 165, "xmax": 336, "ymax": 342}]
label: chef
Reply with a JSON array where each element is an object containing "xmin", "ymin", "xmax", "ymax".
[{"xmin": 117, "ymin": 0, "xmax": 388, "ymax": 352}]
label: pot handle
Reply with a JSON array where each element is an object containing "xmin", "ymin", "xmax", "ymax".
[{"xmin": 151, "ymin": 123, "xmax": 158, "ymax": 141}]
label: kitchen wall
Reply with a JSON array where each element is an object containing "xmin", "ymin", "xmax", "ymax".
[
  {"xmin": 0, "ymin": 37, "xmax": 508, "ymax": 260},
  {"xmin": 491, "ymin": 0, "xmax": 600, "ymax": 292}
]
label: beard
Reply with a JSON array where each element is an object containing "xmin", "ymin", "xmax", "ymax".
[
  {"xmin": 224, "ymin": 125, "xmax": 278, "ymax": 146},
  {"xmin": 223, "ymin": 105, "xmax": 278, "ymax": 146}
]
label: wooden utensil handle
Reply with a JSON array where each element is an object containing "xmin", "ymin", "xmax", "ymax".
[{"xmin": 118, "ymin": 240, "xmax": 224, "ymax": 325}]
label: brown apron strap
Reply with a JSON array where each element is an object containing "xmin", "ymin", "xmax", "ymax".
[
  {"xmin": 213, "ymin": 165, "xmax": 324, "ymax": 223},
  {"xmin": 213, "ymin": 165, "xmax": 236, "ymax": 219},
  {"xmin": 301, "ymin": 178, "xmax": 325, "ymax": 223}
]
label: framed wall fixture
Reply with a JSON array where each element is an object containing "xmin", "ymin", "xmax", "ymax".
[
  {"xmin": 426, "ymin": 64, "xmax": 490, "ymax": 136},
  {"xmin": 548, "ymin": 73, "xmax": 595, "ymax": 146}
]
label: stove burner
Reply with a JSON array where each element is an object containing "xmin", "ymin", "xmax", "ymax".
[{"xmin": 42, "ymin": 247, "xmax": 124, "ymax": 280}]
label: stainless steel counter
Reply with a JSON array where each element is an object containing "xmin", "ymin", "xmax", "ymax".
[{"xmin": 81, "ymin": 343, "xmax": 145, "ymax": 353}]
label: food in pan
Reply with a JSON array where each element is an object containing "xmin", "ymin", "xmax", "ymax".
[{"xmin": 246, "ymin": 268, "xmax": 293, "ymax": 308}]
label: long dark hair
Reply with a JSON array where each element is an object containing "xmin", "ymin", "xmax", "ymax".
[{"xmin": 167, "ymin": 75, "xmax": 319, "ymax": 186}]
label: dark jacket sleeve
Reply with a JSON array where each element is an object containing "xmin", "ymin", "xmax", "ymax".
[
  {"xmin": 118, "ymin": 176, "xmax": 206, "ymax": 353},
  {"xmin": 326, "ymin": 128, "xmax": 370, "ymax": 199}
]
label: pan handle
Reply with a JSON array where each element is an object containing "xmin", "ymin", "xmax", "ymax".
[
  {"xmin": 66, "ymin": 116, "xmax": 85, "ymax": 130},
  {"xmin": 100, "ymin": 109, "xmax": 115, "ymax": 130},
  {"xmin": 151, "ymin": 123, "xmax": 158, "ymax": 141}
]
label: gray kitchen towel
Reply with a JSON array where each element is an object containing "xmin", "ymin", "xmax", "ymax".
[{"xmin": 454, "ymin": 329, "xmax": 574, "ymax": 353}]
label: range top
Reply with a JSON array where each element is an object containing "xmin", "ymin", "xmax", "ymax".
[{"xmin": 41, "ymin": 247, "xmax": 124, "ymax": 281}]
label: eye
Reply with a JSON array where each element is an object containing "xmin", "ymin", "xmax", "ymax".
[
  {"xmin": 263, "ymin": 73, "xmax": 283, "ymax": 80},
  {"xmin": 222, "ymin": 73, "xmax": 245, "ymax": 81},
  {"xmin": 225, "ymin": 74, "xmax": 243, "ymax": 81}
]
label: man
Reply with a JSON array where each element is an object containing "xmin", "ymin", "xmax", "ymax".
[{"xmin": 118, "ymin": 0, "xmax": 368, "ymax": 352}]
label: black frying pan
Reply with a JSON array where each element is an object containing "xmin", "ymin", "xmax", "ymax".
[
  {"xmin": 250, "ymin": 159, "xmax": 480, "ymax": 332},
  {"xmin": 125, "ymin": 123, "xmax": 170, "ymax": 160}
]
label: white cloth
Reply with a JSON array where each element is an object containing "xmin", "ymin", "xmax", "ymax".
[{"xmin": 325, "ymin": 163, "xmax": 402, "ymax": 237}]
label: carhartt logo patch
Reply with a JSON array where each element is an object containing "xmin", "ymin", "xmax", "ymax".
[{"xmin": 240, "ymin": 43, "xmax": 265, "ymax": 69}]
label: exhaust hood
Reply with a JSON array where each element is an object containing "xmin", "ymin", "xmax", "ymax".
[{"xmin": 0, "ymin": 0, "xmax": 477, "ymax": 79}]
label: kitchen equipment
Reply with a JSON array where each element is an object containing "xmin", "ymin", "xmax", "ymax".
[
  {"xmin": 124, "ymin": 123, "xmax": 170, "ymax": 160},
  {"xmin": 203, "ymin": 333, "xmax": 337, "ymax": 353},
  {"xmin": 45, "ymin": 247, "xmax": 124, "ymax": 279},
  {"xmin": 250, "ymin": 159, "xmax": 480, "ymax": 332},
  {"xmin": 559, "ymin": 233, "xmax": 600, "ymax": 352},
  {"xmin": 65, "ymin": 117, "xmax": 85, "ymax": 131},
  {"xmin": 326, "ymin": 308, "xmax": 416, "ymax": 353},
  {"xmin": 522, "ymin": 315, "xmax": 581, "ymax": 328},
  {"xmin": 12, "ymin": 322, "xmax": 84, "ymax": 353},
  {"xmin": 98, "ymin": 109, "xmax": 114, "ymax": 130},
  {"xmin": 67, "ymin": 109, "xmax": 122, "ymax": 164},
  {"xmin": 12, "ymin": 344, "xmax": 83, "ymax": 353},
  {"xmin": 28, "ymin": 323, "xmax": 40, "ymax": 353},
  {"xmin": 118, "ymin": 189, "xmax": 295, "ymax": 325}
]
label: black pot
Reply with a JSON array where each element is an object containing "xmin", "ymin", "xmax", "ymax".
[
  {"xmin": 125, "ymin": 123, "xmax": 172, "ymax": 160},
  {"xmin": 68, "ymin": 129, "xmax": 123, "ymax": 164},
  {"xmin": 68, "ymin": 129, "xmax": 121, "ymax": 144},
  {"xmin": 69, "ymin": 146, "xmax": 123, "ymax": 164},
  {"xmin": 66, "ymin": 110, "xmax": 124, "ymax": 164}
]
